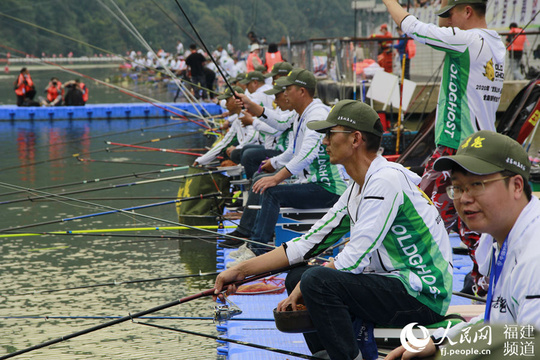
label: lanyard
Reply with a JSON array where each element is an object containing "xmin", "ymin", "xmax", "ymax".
[{"xmin": 484, "ymin": 237, "xmax": 508, "ymax": 322}]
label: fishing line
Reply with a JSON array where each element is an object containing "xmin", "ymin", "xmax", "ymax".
[
  {"xmin": 13, "ymin": 271, "xmax": 220, "ymax": 296},
  {"xmin": 0, "ymin": 262, "xmax": 306, "ymax": 360},
  {"xmin": 148, "ymin": 0, "xmax": 199, "ymax": 45},
  {"xmin": 135, "ymin": 321, "xmax": 324, "ymax": 360},
  {"xmin": 99, "ymin": 0, "xmax": 212, "ymax": 124},
  {"xmin": 104, "ymin": 141, "xmax": 204, "ymax": 156},
  {"xmin": 173, "ymin": 0, "xmax": 238, "ymax": 98},
  {"xmin": 0, "ymin": 170, "xmax": 226, "ymax": 206},
  {"xmin": 1, "ymin": 315, "xmax": 274, "ymax": 321}
]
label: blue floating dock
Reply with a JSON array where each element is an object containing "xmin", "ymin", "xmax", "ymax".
[{"xmin": 0, "ymin": 102, "xmax": 222, "ymax": 121}]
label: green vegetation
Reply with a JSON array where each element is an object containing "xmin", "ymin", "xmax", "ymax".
[{"xmin": 0, "ymin": 0, "xmax": 357, "ymax": 57}]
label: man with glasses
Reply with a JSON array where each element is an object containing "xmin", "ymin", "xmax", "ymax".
[
  {"xmin": 382, "ymin": 0, "xmax": 506, "ymax": 296},
  {"xmin": 386, "ymin": 130, "xmax": 540, "ymax": 359},
  {"xmin": 215, "ymin": 100, "xmax": 453, "ymax": 360}
]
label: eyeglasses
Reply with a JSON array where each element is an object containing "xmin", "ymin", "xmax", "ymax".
[
  {"xmin": 325, "ymin": 129, "xmax": 352, "ymax": 138},
  {"xmin": 446, "ymin": 176, "xmax": 509, "ymax": 200}
]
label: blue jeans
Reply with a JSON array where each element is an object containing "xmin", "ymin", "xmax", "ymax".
[
  {"xmin": 236, "ymin": 175, "xmax": 341, "ymax": 255},
  {"xmin": 285, "ymin": 266, "xmax": 445, "ymax": 359},
  {"xmin": 230, "ymin": 145, "xmax": 282, "ymax": 179}
]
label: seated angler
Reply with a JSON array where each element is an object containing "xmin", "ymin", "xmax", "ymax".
[{"xmin": 215, "ymin": 100, "xmax": 453, "ymax": 360}]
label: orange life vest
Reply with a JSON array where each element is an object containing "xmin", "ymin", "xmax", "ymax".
[
  {"xmin": 265, "ymin": 51, "xmax": 283, "ymax": 72},
  {"xmin": 14, "ymin": 73, "xmax": 34, "ymax": 96},
  {"xmin": 80, "ymin": 82, "xmax": 89, "ymax": 102},
  {"xmin": 46, "ymin": 82, "xmax": 62, "ymax": 102},
  {"xmin": 508, "ymin": 28, "xmax": 526, "ymax": 51},
  {"xmin": 246, "ymin": 52, "xmax": 262, "ymax": 72}
]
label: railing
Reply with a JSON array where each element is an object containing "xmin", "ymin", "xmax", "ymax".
[{"xmin": 277, "ymin": 31, "xmax": 540, "ymax": 83}]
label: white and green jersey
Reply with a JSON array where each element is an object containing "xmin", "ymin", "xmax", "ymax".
[
  {"xmin": 269, "ymin": 99, "xmax": 347, "ymax": 196},
  {"xmin": 252, "ymin": 109, "xmax": 294, "ymax": 152},
  {"xmin": 401, "ymin": 16, "xmax": 506, "ymax": 150},
  {"xmin": 284, "ymin": 156, "xmax": 453, "ymax": 315}
]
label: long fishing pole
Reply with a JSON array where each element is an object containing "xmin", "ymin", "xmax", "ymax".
[
  {"xmin": 16, "ymin": 271, "xmax": 220, "ymax": 296},
  {"xmin": 1, "ymin": 315, "xmax": 273, "ymax": 321},
  {"xmin": 0, "ymin": 262, "xmax": 306, "ymax": 360},
  {"xmin": 0, "ymin": 192, "xmax": 222, "ymax": 232},
  {"xmin": 0, "ymin": 169, "xmax": 225, "ymax": 206},
  {"xmin": 105, "ymin": 141, "xmax": 204, "ymax": 156},
  {"xmin": 0, "ymin": 164, "xmax": 191, "ymax": 199},
  {"xmin": 135, "ymin": 321, "xmax": 324, "ymax": 360},
  {"xmin": 0, "ymin": 225, "xmax": 236, "ymax": 239},
  {"xmin": 0, "ymin": 128, "xmax": 204, "ymax": 173},
  {"xmin": 0, "ymin": 181, "xmax": 278, "ymax": 254},
  {"xmin": 77, "ymin": 157, "xmax": 183, "ymax": 167}
]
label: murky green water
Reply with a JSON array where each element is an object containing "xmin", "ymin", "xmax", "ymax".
[{"xmin": 0, "ymin": 117, "xmax": 222, "ymax": 359}]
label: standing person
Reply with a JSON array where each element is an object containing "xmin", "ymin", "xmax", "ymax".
[
  {"xmin": 385, "ymin": 131, "xmax": 540, "ymax": 360},
  {"xmin": 215, "ymin": 100, "xmax": 453, "ymax": 360},
  {"xmin": 185, "ymin": 44, "xmax": 207, "ymax": 99},
  {"xmin": 382, "ymin": 0, "xmax": 506, "ymax": 295},
  {"xmin": 246, "ymin": 44, "xmax": 263, "ymax": 72},
  {"xmin": 220, "ymin": 69, "xmax": 346, "ymax": 253},
  {"xmin": 265, "ymin": 43, "xmax": 284, "ymax": 72},
  {"xmin": 372, "ymin": 24, "xmax": 393, "ymax": 73},
  {"xmin": 506, "ymin": 22, "xmax": 528, "ymax": 80},
  {"xmin": 14, "ymin": 67, "xmax": 36, "ymax": 106},
  {"xmin": 176, "ymin": 40, "xmax": 184, "ymax": 56},
  {"xmin": 393, "ymin": 27, "xmax": 413, "ymax": 80}
]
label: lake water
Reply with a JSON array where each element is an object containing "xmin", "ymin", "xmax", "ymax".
[{"xmin": 0, "ymin": 113, "xmax": 224, "ymax": 359}]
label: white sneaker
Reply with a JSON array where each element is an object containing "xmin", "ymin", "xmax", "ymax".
[
  {"xmin": 229, "ymin": 244, "xmax": 249, "ymax": 259},
  {"xmin": 226, "ymin": 248, "xmax": 256, "ymax": 268}
]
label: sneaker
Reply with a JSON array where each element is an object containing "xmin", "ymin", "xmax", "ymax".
[
  {"xmin": 226, "ymin": 248, "xmax": 256, "ymax": 268},
  {"xmin": 229, "ymin": 244, "xmax": 249, "ymax": 259}
]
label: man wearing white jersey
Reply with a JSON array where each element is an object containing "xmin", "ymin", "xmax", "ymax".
[
  {"xmin": 383, "ymin": 0, "xmax": 506, "ymax": 296},
  {"xmin": 192, "ymin": 86, "xmax": 258, "ymax": 166},
  {"xmin": 215, "ymin": 100, "xmax": 453, "ymax": 360},
  {"xmin": 386, "ymin": 131, "xmax": 540, "ymax": 360}
]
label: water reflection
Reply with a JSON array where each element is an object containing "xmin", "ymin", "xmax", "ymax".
[{"xmin": 0, "ymin": 118, "xmax": 219, "ymax": 359}]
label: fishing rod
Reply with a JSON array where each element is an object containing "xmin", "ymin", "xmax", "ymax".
[
  {"xmin": 1, "ymin": 120, "xmax": 186, "ymax": 159},
  {"xmin": 77, "ymin": 157, "xmax": 183, "ymax": 167},
  {"xmin": 0, "ymin": 127, "xmax": 204, "ymax": 173},
  {"xmin": 0, "ymin": 163, "xmax": 192, "ymax": 199},
  {"xmin": 105, "ymin": 141, "xmax": 204, "ymax": 156},
  {"xmin": 0, "ymin": 181, "xmax": 279, "ymax": 254},
  {"xmin": 0, "ymin": 169, "xmax": 226, "ymax": 206},
  {"xmin": 15, "ymin": 271, "xmax": 220, "ymax": 296},
  {"xmin": 0, "ymin": 262, "xmax": 306, "ymax": 360},
  {"xmin": 0, "ymin": 192, "xmax": 222, "ymax": 232},
  {"xmin": 452, "ymin": 291, "xmax": 487, "ymax": 303},
  {"xmin": 0, "ymin": 225, "xmax": 235, "ymax": 239},
  {"xmin": 135, "ymin": 321, "xmax": 324, "ymax": 360},
  {"xmin": 1, "ymin": 315, "xmax": 273, "ymax": 321}
]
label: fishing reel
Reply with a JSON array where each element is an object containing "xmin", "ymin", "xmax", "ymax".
[{"xmin": 213, "ymin": 294, "xmax": 242, "ymax": 324}]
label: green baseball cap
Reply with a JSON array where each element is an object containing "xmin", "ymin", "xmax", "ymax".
[
  {"xmin": 254, "ymin": 65, "xmax": 267, "ymax": 72},
  {"xmin": 263, "ymin": 77, "xmax": 288, "ymax": 95},
  {"xmin": 433, "ymin": 130, "xmax": 531, "ymax": 180},
  {"xmin": 279, "ymin": 68, "xmax": 317, "ymax": 90},
  {"xmin": 216, "ymin": 85, "xmax": 244, "ymax": 100},
  {"xmin": 265, "ymin": 62, "xmax": 294, "ymax": 78},
  {"xmin": 239, "ymin": 71, "xmax": 266, "ymax": 84},
  {"xmin": 436, "ymin": 0, "xmax": 487, "ymax": 17},
  {"xmin": 307, "ymin": 100, "xmax": 383, "ymax": 137}
]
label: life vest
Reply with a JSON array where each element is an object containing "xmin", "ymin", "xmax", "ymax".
[
  {"xmin": 46, "ymin": 83, "xmax": 62, "ymax": 102},
  {"xmin": 508, "ymin": 28, "xmax": 526, "ymax": 52},
  {"xmin": 80, "ymin": 82, "xmax": 89, "ymax": 102},
  {"xmin": 265, "ymin": 51, "xmax": 283, "ymax": 72},
  {"xmin": 246, "ymin": 52, "xmax": 262, "ymax": 72},
  {"xmin": 406, "ymin": 39, "xmax": 416, "ymax": 59},
  {"xmin": 14, "ymin": 73, "xmax": 34, "ymax": 96}
]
